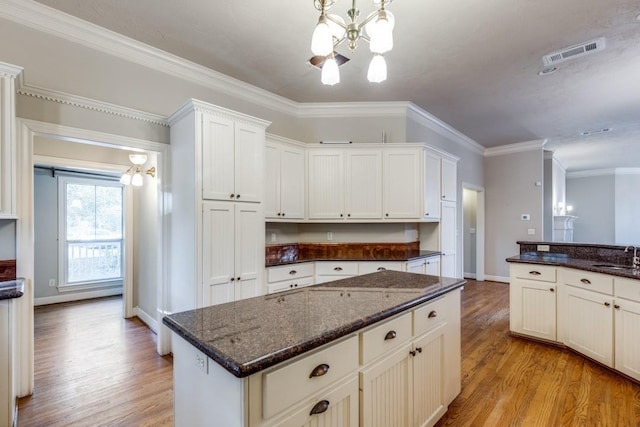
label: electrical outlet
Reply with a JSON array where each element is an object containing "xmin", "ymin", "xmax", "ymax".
[
  {"xmin": 327, "ymin": 232, "xmax": 333, "ymax": 241},
  {"xmin": 48, "ymin": 279, "xmax": 56, "ymax": 287},
  {"xmin": 527, "ymin": 228, "xmax": 536, "ymax": 235},
  {"xmin": 537, "ymin": 245, "xmax": 550, "ymax": 251},
  {"xmin": 194, "ymin": 353, "xmax": 208, "ymax": 374}
]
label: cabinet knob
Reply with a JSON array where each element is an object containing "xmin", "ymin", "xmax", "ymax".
[
  {"xmin": 230, "ymin": 277, "xmax": 235, "ymax": 282},
  {"xmin": 384, "ymin": 330, "xmax": 397, "ymax": 340},
  {"xmin": 309, "ymin": 400, "xmax": 330, "ymax": 416},
  {"xmin": 347, "ymin": 213, "xmax": 351, "ymax": 217},
  {"xmin": 428, "ymin": 310, "xmax": 437, "ymax": 318},
  {"xmin": 385, "ymin": 213, "xmax": 389, "ymax": 217},
  {"xmin": 237, "ymin": 277, "xmax": 241, "ymax": 282},
  {"xmin": 236, "ymin": 194, "xmax": 240, "ymax": 199},
  {"xmin": 549, "ymin": 288, "xmax": 555, "ymax": 292},
  {"xmin": 416, "ymin": 347, "xmax": 422, "ymax": 353},
  {"xmin": 529, "ymin": 271, "xmax": 541, "ymax": 276},
  {"xmin": 340, "ymin": 214, "xmax": 343, "ymax": 217},
  {"xmin": 377, "ymin": 267, "xmax": 386, "ymax": 271},
  {"xmin": 281, "ymin": 212, "xmax": 285, "ymax": 217},
  {"xmin": 425, "ymin": 213, "xmax": 429, "ymax": 216},
  {"xmin": 409, "ymin": 350, "xmax": 417, "ymax": 357},
  {"xmin": 604, "ymin": 302, "xmax": 611, "ymax": 307},
  {"xmin": 580, "ymin": 278, "xmax": 591, "ymax": 285},
  {"xmin": 230, "ymin": 193, "xmax": 235, "ymax": 198},
  {"xmin": 334, "ymin": 267, "xmax": 343, "ymax": 271},
  {"xmin": 309, "ymin": 363, "xmax": 330, "ymax": 378},
  {"xmin": 442, "ymin": 195, "xmax": 446, "ymax": 199},
  {"xmin": 277, "ymin": 213, "xmax": 281, "ymax": 216},
  {"xmin": 614, "ymin": 304, "xmax": 621, "ymax": 310},
  {"xmin": 294, "ymin": 283, "xmax": 298, "ymax": 287}
]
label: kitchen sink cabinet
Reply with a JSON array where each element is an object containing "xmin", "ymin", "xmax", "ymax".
[
  {"xmin": 264, "ymin": 138, "xmax": 305, "ymax": 220},
  {"xmin": 0, "ymin": 63, "xmax": 21, "ymax": 219}
]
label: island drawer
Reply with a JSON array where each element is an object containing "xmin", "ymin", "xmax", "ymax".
[
  {"xmin": 262, "ymin": 335, "xmax": 358, "ymax": 419},
  {"xmin": 563, "ymin": 269, "xmax": 613, "ymax": 295},
  {"xmin": 360, "ymin": 312, "xmax": 412, "ymax": 365},
  {"xmin": 615, "ymin": 277, "xmax": 640, "ymax": 302},
  {"xmin": 315, "ymin": 261, "xmax": 359, "ymax": 276},
  {"xmin": 511, "ymin": 264, "xmax": 557, "ymax": 283},
  {"xmin": 358, "ymin": 261, "xmax": 405, "ymax": 275},
  {"xmin": 414, "ymin": 295, "xmax": 450, "ymax": 336},
  {"xmin": 267, "ymin": 277, "xmax": 314, "ymax": 294},
  {"xmin": 267, "ymin": 262, "xmax": 314, "ymax": 283}
]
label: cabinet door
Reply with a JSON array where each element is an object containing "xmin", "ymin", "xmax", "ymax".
[
  {"xmin": 615, "ymin": 298, "xmax": 640, "ymax": 382},
  {"xmin": 423, "ymin": 151, "xmax": 441, "ymax": 219},
  {"xmin": 441, "ymin": 158, "xmax": 457, "ymax": 202},
  {"xmin": 406, "ymin": 260, "xmax": 426, "ymax": 274},
  {"xmin": 440, "ymin": 201, "xmax": 456, "ymax": 278},
  {"xmin": 425, "ymin": 258, "xmax": 440, "ymax": 276},
  {"xmin": 202, "ymin": 201, "xmax": 235, "ymax": 307},
  {"xmin": 565, "ymin": 285, "xmax": 614, "ymax": 366},
  {"xmin": 383, "ymin": 149, "xmax": 422, "ymax": 219},
  {"xmin": 234, "ymin": 122, "xmax": 263, "ymax": 203},
  {"xmin": 280, "ymin": 146, "xmax": 305, "ymax": 219},
  {"xmin": 308, "ymin": 150, "xmax": 345, "ymax": 219},
  {"xmin": 202, "ymin": 114, "xmax": 235, "ymax": 201},
  {"xmin": 234, "ymin": 203, "xmax": 264, "ymax": 301},
  {"xmin": 412, "ymin": 325, "xmax": 447, "ymax": 427},
  {"xmin": 264, "ymin": 142, "xmax": 281, "ymax": 219},
  {"xmin": 510, "ymin": 279, "xmax": 557, "ymax": 341},
  {"xmin": 360, "ymin": 343, "xmax": 412, "ymax": 427},
  {"xmin": 345, "ymin": 150, "xmax": 382, "ymax": 219}
]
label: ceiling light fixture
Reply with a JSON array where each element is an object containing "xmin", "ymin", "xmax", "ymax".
[
  {"xmin": 120, "ymin": 153, "xmax": 156, "ymax": 186},
  {"xmin": 311, "ymin": 0, "xmax": 395, "ymax": 85}
]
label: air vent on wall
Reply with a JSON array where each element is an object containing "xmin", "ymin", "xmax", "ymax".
[
  {"xmin": 580, "ymin": 127, "xmax": 612, "ymax": 136},
  {"xmin": 543, "ymin": 37, "xmax": 606, "ymax": 66}
]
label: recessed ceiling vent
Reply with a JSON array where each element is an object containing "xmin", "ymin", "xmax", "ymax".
[{"xmin": 543, "ymin": 37, "xmax": 606, "ymax": 66}]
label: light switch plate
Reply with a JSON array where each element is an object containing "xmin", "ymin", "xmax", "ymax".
[{"xmin": 527, "ymin": 228, "xmax": 536, "ymax": 235}]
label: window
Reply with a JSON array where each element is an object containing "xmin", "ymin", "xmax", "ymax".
[{"xmin": 59, "ymin": 176, "xmax": 124, "ymax": 287}]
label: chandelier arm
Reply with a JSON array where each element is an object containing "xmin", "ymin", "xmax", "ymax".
[
  {"xmin": 333, "ymin": 35, "xmax": 347, "ymax": 49},
  {"xmin": 313, "ymin": 0, "xmax": 336, "ymax": 12},
  {"xmin": 358, "ymin": 10, "xmax": 381, "ymax": 30},
  {"xmin": 325, "ymin": 14, "xmax": 348, "ymax": 30}
]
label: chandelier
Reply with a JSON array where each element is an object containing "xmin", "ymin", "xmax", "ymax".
[
  {"xmin": 119, "ymin": 154, "xmax": 155, "ymax": 186},
  {"xmin": 311, "ymin": 0, "xmax": 395, "ymax": 85}
]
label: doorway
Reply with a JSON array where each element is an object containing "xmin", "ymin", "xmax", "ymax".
[{"xmin": 462, "ymin": 184, "xmax": 485, "ymax": 281}]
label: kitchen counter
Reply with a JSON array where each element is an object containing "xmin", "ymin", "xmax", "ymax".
[
  {"xmin": 266, "ymin": 249, "xmax": 441, "ymax": 267},
  {"xmin": 507, "ymin": 252, "xmax": 640, "ymax": 280},
  {"xmin": 163, "ymin": 270, "xmax": 465, "ymax": 378},
  {"xmin": 0, "ymin": 278, "xmax": 24, "ymax": 300}
]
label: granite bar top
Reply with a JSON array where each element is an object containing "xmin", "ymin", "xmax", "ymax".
[
  {"xmin": 0, "ymin": 278, "xmax": 25, "ymax": 300},
  {"xmin": 507, "ymin": 252, "xmax": 640, "ymax": 280},
  {"xmin": 266, "ymin": 250, "xmax": 441, "ymax": 267},
  {"xmin": 163, "ymin": 270, "xmax": 465, "ymax": 378}
]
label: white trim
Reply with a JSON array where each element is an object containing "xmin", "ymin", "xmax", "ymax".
[
  {"xmin": 484, "ymin": 275, "xmax": 510, "ymax": 283},
  {"xmin": 34, "ymin": 287, "xmax": 123, "ymax": 306},
  {"xmin": 566, "ymin": 168, "xmax": 616, "ymax": 178},
  {"xmin": 462, "ymin": 183, "xmax": 486, "ymax": 282},
  {"xmin": 614, "ymin": 168, "xmax": 640, "ymax": 176},
  {"xmin": 16, "ymin": 77, "xmax": 169, "ymax": 127},
  {"xmin": 266, "ymin": 133, "xmax": 309, "ymax": 148},
  {"xmin": 0, "ymin": 61, "xmax": 23, "ymax": 78},
  {"xmin": 56, "ymin": 280, "xmax": 123, "ymax": 293},
  {"xmin": 484, "ymin": 139, "xmax": 547, "ymax": 157},
  {"xmin": 134, "ymin": 306, "xmax": 159, "ymax": 333},
  {"xmin": 464, "ymin": 272, "xmax": 477, "ymax": 279},
  {"xmin": 297, "ymin": 101, "xmax": 410, "ymax": 118}
]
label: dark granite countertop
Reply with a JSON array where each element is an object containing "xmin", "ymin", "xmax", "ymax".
[
  {"xmin": 163, "ymin": 270, "xmax": 465, "ymax": 378},
  {"xmin": 507, "ymin": 252, "xmax": 640, "ymax": 280},
  {"xmin": 266, "ymin": 250, "xmax": 441, "ymax": 267},
  {"xmin": 0, "ymin": 279, "xmax": 25, "ymax": 300}
]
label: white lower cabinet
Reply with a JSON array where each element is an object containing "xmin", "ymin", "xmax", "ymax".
[
  {"xmin": 266, "ymin": 263, "xmax": 315, "ymax": 294},
  {"xmin": 0, "ymin": 300, "xmax": 15, "ymax": 427},
  {"xmin": 315, "ymin": 261, "xmax": 359, "ymax": 284},
  {"xmin": 358, "ymin": 261, "xmax": 404, "ymax": 275},
  {"xmin": 614, "ymin": 297, "xmax": 640, "ymax": 381},
  {"xmin": 406, "ymin": 258, "xmax": 440, "ymax": 276},
  {"xmin": 509, "ymin": 264, "xmax": 557, "ymax": 341}
]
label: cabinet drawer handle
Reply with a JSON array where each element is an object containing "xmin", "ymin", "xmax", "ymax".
[
  {"xmin": 529, "ymin": 271, "xmax": 541, "ymax": 276},
  {"xmin": 289, "ymin": 270, "xmax": 297, "ymax": 275},
  {"xmin": 428, "ymin": 310, "xmax": 437, "ymax": 318},
  {"xmin": 309, "ymin": 363, "xmax": 330, "ymax": 378},
  {"xmin": 550, "ymin": 288, "xmax": 555, "ymax": 292},
  {"xmin": 580, "ymin": 278, "xmax": 591, "ymax": 285},
  {"xmin": 309, "ymin": 400, "xmax": 330, "ymax": 415},
  {"xmin": 334, "ymin": 267, "xmax": 343, "ymax": 271},
  {"xmin": 604, "ymin": 302, "xmax": 611, "ymax": 307},
  {"xmin": 384, "ymin": 330, "xmax": 397, "ymax": 340},
  {"xmin": 377, "ymin": 267, "xmax": 386, "ymax": 271},
  {"xmin": 614, "ymin": 304, "xmax": 621, "ymax": 310}
]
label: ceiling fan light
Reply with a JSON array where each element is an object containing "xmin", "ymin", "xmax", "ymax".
[
  {"xmin": 321, "ymin": 56, "xmax": 340, "ymax": 85},
  {"xmin": 367, "ymin": 54, "xmax": 387, "ymax": 83},
  {"xmin": 311, "ymin": 17, "xmax": 334, "ymax": 56}
]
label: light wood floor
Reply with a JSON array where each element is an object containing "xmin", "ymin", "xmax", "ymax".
[{"xmin": 17, "ymin": 281, "xmax": 640, "ymax": 426}]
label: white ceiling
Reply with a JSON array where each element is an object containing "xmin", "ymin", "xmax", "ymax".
[{"xmin": 32, "ymin": 0, "xmax": 640, "ymax": 171}]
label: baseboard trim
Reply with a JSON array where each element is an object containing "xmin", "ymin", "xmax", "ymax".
[
  {"xmin": 34, "ymin": 287, "xmax": 123, "ymax": 306},
  {"xmin": 464, "ymin": 272, "xmax": 477, "ymax": 279},
  {"xmin": 484, "ymin": 275, "xmax": 510, "ymax": 283},
  {"xmin": 134, "ymin": 306, "xmax": 159, "ymax": 333}
]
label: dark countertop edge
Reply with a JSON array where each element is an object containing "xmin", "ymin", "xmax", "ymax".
[
  {"xmin": 506, "ymin": 255, "xmax": 640, "ymax": 280},
  {"xmin": 516, "ymin": 241, "xmax": 630, "ymax": 250},
  {"xmin": 266, "ymin": 251, "xmax": 442, "ymax": 268},
  {"xmin": 163, "ymin": 279, "xmax": 465, "ymax": 378},
  {"xmin": 0, "ymin": 279, "xmax": 25, "ymax": 300}
]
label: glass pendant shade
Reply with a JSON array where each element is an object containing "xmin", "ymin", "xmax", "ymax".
[
  {"xmin": 311, "ymin": 17, "xmax": 334, "ymax": 56},
  {"xmin": 321, "ymin": 56, "xmax": 340, "ymax": 85},
  {"xmin": 119, "ymin": 173, "xmax": 132, "ymax": 186},
  {"xmin": 367, "ymin": 54, "xmax": 387, "ymax": 83},
  {"xmin": 366, "ymin": 10, "xmax": 394, "ymax": 53},
  {"xmin": 129, "ymin": 153, "xmax": 148, "ymax": 165},
  {"xmin": 131, "ymin": 172, "xmax": 144, "ymax": 187}
]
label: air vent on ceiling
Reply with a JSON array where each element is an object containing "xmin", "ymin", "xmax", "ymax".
[
  {"xmin": 580, "ymin": 127, "xmax": 612, "ymax": 136},
  {"xmin": 543, "ymin": 37, "xmax": 606, "ymax": 66}
]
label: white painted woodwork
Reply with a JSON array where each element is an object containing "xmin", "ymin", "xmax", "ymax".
[
  {"xmin": 267, "ymin": 276, "xmax": 314, "ymax": 294},
  {"xmin": 440, "ymin": 201, "xmax": 457, "ymax": 278},
  {"xmin": 263, "ymin": 336, "xmax": 358, "ymax": 419},
  {"xmin": 440, "ymin": 157, "xmax": 457, "ymax": 202},
  {"xmin": 345, "ymin": 150, "xmax": 382, "ymax": 219},
  {"xmin": 412, "ymin": 325, "xmax": 447, "ymax": 427},
  {"xmin": 512, "ymin": 263, "xmax": 557, "ymax": 283},
  {"xmin": 565, "ymin": 285, "xmax": 614, "ymax": 367},
  {"xmin": 234, "ymin": 203, "xmax": 264, "ymax": 300},
  {"xmin": 0, "ymin": 63, "xmax": 20, "ymax": 219},
  {"xmin": 510, "ymin": 277, "xmax": 557, "ymax": 341},
  {"xmin": 265, "ymin": 139, "xmax": 305, "ymax": 219},
  {"xmin": 0, "ymin": 300, "xmax": 15, "ymax": 427},
  {"xmin": 267, "ymin": 263, "xmax": 314, "ymax": 283},
  {"xmin": 315, "ymin": 262, "xmax": 359, "ymax": 276},
  {"xmin": 360, "ymin": 313, "xmax": 412, "ymax": 366},
  {"xmin": 423, "ymin": 150, "xmax": 441, "ymax": 220},
  {"xmin": 413, "ymin": 296, "xmax": 449, "ymax": 337},
  {"xmin": 307, "ymin": 150, "xmax": 345, "ymax": 219},
  {"xmin": 358, "ymin": 261, "xmax": 404, "ymax": 275},
  {"xmin": 360, "ymin": 342, "xmax": 412, "ymax": 427},
  {"xmin": 614, "ymin": 297, "xmax": 640, "ymax": 382},
  {"xmin": 406, "ymin": 259, "xmax": 426, "ymax": 274},
  {"xmin": 383, "ymin": 148, "xmax": 422, "ymax": 219},
  {"xmin": 425, "ymin": 258, "xmax": 440, "ymax": 276},
  {"xmin": 615, "ymin": 277, "xmax": 640, "ymax": 302},
  {"xmin": 562, "ymin": 268, "xmax": 613, "ymax": 295}
]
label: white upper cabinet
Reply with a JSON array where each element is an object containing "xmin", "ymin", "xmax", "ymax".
[
  {"xmin": 307, "ymin": 150, "xmax": 345, "ymax": 219},
  {"xmin": 423, "ymin": 149, "xmax": 441, "ymax": 220},
  {"xmin": 383, "ymin": 148, "xmax": 422, "ymax": 219},
  {"xmin": 441, "ymin": 157, "xmax": 457, "ymax": 202},
  {"xmin": 345, "ymin": 150, "xmax": 382, "ymax": 219},
  {"xmin": 265, "ymin": 138, "xmax": 305, "ymax": 219},
  {"xmin": 440, "ymin": 201, "xmax": 457, "ymax": 278},
  {"xmin": 0, "ymin": 63, "xmax": 21, "ymax": 219},
  {"xmin": 202, "ymin": 115, "xmax": 265, "ymax": 203}
]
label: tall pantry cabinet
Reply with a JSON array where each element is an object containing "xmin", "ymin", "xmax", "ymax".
[{"xmin": 168, "ymin": 100, "xmax": 270, "ymax": 312}]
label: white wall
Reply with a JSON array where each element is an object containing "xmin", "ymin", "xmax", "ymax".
[
  {"xmin": 566, "ymin": 173, "xmax": 615, "ymax": 244},
  {"xmin": 614, "ymin": 170, "xmax": 640, "ymax": 245}
]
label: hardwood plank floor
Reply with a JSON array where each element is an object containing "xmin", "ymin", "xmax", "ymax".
[
  {"xmin": 436, "ymin": 280, "xmax": 640, "ymax": 427},
  {"xmin": 17, "ymin": 296, "xmax": 174, "ymax": 427},
  {"xmin": 17, "ymin": 281, "xmax": 640, "ymax": 426}
]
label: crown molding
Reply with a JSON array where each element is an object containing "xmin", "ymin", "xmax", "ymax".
[
  {"xmin": 0, "ymin": 61, "xmax": 23, "ymax": 78},
  {"xmin": 614, "ymin": 167, "xmax": 640, "ymax": 176},
  {"xmin": 484, "ymin": 139, "xmax": 547, "ymax": 157},
  {"xmin": 16, "ymin": 75, "xmax": 169, "ymax": 127},
  {"xmin": 297, "ymin": 102, "xmax": 411, "ymax": 118},
  {"xmin": 406, "ymin": 103, "xmax": 485, "ymax": 154},
  {"xmin": 566, "ymin": 168, "xmax": 616, "ymax": 178},
  {"xmin": 168, "ymin": 98, "xmax": 271, "ymax": 128},
  {"xmin": 266, "ymin": 133, "xmax": 310, "ymax": 148}
]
